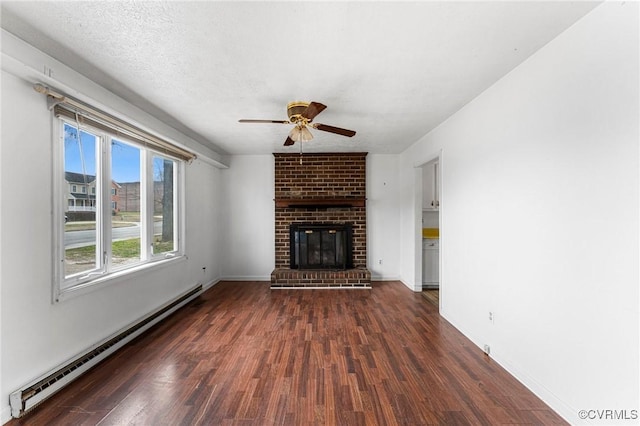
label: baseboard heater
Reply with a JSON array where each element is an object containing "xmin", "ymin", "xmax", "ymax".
[{"xmin": 9, "ymin": 284, "xmax": 203, "ymax": 419}]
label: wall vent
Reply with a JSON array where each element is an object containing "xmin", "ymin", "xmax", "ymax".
[{"xmin": 9, "ymin": 284, "xmax": 203, "ymax": 418}]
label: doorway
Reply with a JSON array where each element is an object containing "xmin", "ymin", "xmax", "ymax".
[{"xmin": 419, "ymin": 156, "xmax": 440, "ymax": 309}]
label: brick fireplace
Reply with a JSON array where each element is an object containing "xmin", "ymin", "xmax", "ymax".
[{"xmin": 270, "ymin": 152, "xmax": 371, "ymax": 289}]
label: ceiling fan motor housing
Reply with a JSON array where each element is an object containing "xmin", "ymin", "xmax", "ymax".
[{"xmin": 287, "ymin": 101, "xmax": 310, "ymax": 123}]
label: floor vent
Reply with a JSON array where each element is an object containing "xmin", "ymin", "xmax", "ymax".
[{"xmin": 9, "ymin": 284, "xmax": 203, "ymax": 419}]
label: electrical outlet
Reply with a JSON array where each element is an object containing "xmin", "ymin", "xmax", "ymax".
[
  {"xmin": 378, "ymin": 259, "xmax": 383, "ymax": 265},
  {"xmin": 483, "ymin": 344, "xmax": 491, "ymax": 355},
  {"xmin": 489, "ymin": 311, "xmax": 494, "ymax": 324}
]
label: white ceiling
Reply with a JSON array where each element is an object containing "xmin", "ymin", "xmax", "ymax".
[{"xmin": 1, "ymin": 1, "xmax": 599, "ymax": 156}]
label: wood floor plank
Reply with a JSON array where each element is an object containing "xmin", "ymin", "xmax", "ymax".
[{"xmin": 7, "ymin": 281, "xmax": 567, "ymax": 425}]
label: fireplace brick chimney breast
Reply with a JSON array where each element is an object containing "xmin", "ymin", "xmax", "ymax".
[{"xmin": 271, "ymin": 153, "xmax": 371, "ymax": 289}]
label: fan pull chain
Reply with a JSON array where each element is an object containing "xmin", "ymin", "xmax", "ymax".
[{"xmin": 299, "ymin": 138, "xmax": 303, "ymax": 165}]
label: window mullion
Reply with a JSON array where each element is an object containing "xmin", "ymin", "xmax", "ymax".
[
  {"xmin": 174, "ymin": 162, "xmax": 180, "ymax": 252},
  {"xmin": 146, "ymin": 152, "xmax": 155, "ymax": 258},
  {"xmin": 100, "ymin": 135, "xmax": 111, "ymax": 273},
  {"xmin": 53, "ymin": 118, "xmax": 65, "ymax": 300},
  {"xmin": 140, "ymin": 150, "xmax": 151, "ymax": 260}
]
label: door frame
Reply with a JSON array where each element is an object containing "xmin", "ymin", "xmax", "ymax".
[{"xmin": 414, "ymin": 151, "xmax": 442, "ymax": 310}]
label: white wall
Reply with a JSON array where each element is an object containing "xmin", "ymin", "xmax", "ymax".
[
  {"xmin": 185, "ymin": 158, "xmax": 223, "ymax": 285},
  {"xmin": 219, "ymin": 155, "xmax": 275, "ymax": 280},
  {"xmin": 367, "ymin": 154, "xmax": 401, "ymax": 280},
  {"xmin": 0, "ymin": 42, "xmax": 224, "ymax": 422},
  {"xmin": 399, "ymin": 3, "xmax": 638, "ymax": 424}
]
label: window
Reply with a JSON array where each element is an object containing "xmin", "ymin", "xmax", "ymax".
[{"xmin": 57, "ymin": 120, "xmax": 185, "ymax": 296}]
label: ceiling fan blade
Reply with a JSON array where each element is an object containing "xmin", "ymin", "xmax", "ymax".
[
  {"xmin": 314, "ymin": 123, "xmax": 356, "ymax": 137},
  {"xmin": 239, "ymin": 119, "xmax": 289, "ymax": 124},
  {"xmin": 284, "ymin": 136, "xmax": 295, "ymax": 146},
  {"xmin": 301, "ymin": 102, "xmax": 327, "ymax": 121}
]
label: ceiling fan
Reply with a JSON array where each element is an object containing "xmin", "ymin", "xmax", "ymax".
[{"xmin": 239, "ymin": 101, "xmax": 356, "ymax": 146}]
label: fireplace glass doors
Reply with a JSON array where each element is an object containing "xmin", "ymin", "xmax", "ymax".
[{"xmin": 290, "ymin": 224, "xmax": 353, "ymax": 270}]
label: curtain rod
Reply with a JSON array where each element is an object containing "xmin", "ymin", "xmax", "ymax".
[{"xmin": 33, "ymin": 83, "xmax": 196, "ymax": 162}]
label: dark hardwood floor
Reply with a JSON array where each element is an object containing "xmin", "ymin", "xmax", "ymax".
[
  {"xmin": 9, "ymin": 281, "xmax": 566, "ymax": 425},
  {"xmin": 422, "ymin": 289, "xmax": 439, "ymax": 307}
]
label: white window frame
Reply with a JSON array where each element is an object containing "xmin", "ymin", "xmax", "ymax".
[{"xmin": 53, "ymin": 118, "xmax": 185, "ymax": 302}]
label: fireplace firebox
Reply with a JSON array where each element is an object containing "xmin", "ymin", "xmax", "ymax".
[{"xmin": 290, "ymin": 223, "xmax": 353, "ymax": 270}]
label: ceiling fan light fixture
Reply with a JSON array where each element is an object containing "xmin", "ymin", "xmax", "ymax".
[
  {"xmin": 289, "ymin": 125, "xmax": 313, "ymax": 142},
  {"xmin": 239, "ymin": 101, "xmax": 355, "ymax": 146}
]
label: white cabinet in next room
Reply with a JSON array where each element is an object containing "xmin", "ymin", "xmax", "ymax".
[
  {"xmin": 422, "ymin": 160, "xmax": 439, "ymax": 211},
  {"xmin": 422, "ymin": 238, "xmax": 439, "ymax": 288}
]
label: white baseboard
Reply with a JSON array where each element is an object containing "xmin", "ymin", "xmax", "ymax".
[
  {"xmin": 398, "ymin": 278, "xmax": 418, "ymax": 291},
  {"xmin": 370, "ymin": 275, "xmax": 400, "ymax": 281},
  {"xmin": 219, "ymin": 276, "xmax": 271, "ymax": 282}
]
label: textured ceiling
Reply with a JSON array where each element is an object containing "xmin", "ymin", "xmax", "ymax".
[{"xmin": 1, "ymin": 1, "xmax": 599, "ymax": 155}]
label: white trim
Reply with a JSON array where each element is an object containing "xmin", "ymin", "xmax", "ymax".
[
  {"xmin": 98, "ymin": 128, "xmax": 108, "ymax": 275},
  {"xmin": 141, "ymin": 149, "xmax": 151, "ymax": 261},
  {"xmin": 412, "ymin": 167, "xmax": 423, "ymax": 291},
  {"xmin": 197, "ymin": 154, "xmax": 229, "ymax": 169},
  {"xmin": 52, "ymin": 117, "xmax": 64, "ymax": 302},
  {"xmin": 178, "ymin": 159, "xmax": 187, "ymax": 255},
  {"xmin": 399, "ymin": 278, "xmax": 414, "ymax": 292},
  {"xmin": 219, "ymin": 276, "xmax": 272, "ymax": 282},
  {"xmin": 370, "ymin": 275, "xmax": 401, "ymax": 282}
]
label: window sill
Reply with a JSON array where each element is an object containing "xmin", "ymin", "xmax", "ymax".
[{"xmin": 55, "ymin": 255, "xmax": 187, "ymax": 303}]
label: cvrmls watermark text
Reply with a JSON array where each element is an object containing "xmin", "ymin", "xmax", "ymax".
[{"xmin": 578, "ymin": 409, "xmax": 638, "ymax": 421}]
